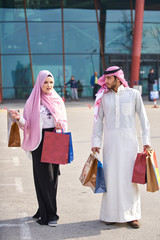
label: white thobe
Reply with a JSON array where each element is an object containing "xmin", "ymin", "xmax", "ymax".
[{"xmin": 92, "ymin": 85, "xmax": 150, "ymax": 223}]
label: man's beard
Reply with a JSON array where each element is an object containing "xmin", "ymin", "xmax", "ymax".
[{"xmin": 107, "ymin": 79, "xmax": 117, "ymax": 90}]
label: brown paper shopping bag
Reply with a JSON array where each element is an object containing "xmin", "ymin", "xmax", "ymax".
[
  {"xmin": 146, "ymin": 150, "xmax": 159, "ymax": 192},
  {"xmin": 7, "ymin": 110, "xmax": 21, "ymax": 147},
  {"xmin": 79, "ymin": 153, "xmax": 98, "ymax": 192}
]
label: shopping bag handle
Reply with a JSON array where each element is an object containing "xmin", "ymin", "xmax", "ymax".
[
  {"xmin": 143, "ymin": 148, "xmax": 153, "ymax": 156},
  {"xmin": 53, "ymin": 128, "xmax": 64, "ymax": 133},
  {"xmin": 91, "ymin": 152, "xmax": 102, "ymax": 163}
]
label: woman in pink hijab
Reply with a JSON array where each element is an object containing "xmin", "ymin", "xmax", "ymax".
[{"xmin": 10, "ymin": 70, "xmax": 67, "ymax": 227}]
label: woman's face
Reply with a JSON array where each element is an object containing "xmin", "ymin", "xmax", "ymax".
[{"xmin": 42, "ymin": 77, "xmax": 54, "ymax": 94}]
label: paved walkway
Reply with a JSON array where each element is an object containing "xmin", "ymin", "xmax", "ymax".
[{"xmin": 0, "ymin": 98, "xmax": 160, "ymax": 240}]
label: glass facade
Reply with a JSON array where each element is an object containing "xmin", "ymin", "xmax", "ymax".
[
  {"xmin": 105, "ymin": 10, "xmax": 160, "ymax": 93},
  {"xmin": 105, "ymin": 10, "xmax": 160, "ymax": 54},
  {"xmin": 0, "ymin": 2, "xmax": 160, "ymax": 99}
]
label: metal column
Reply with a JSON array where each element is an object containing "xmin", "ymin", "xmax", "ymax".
[
  {"xmin": 130, "ymin": 0, "xmax": 145, "ymax": 87},
  {"xmin": 94, "ymin": 0, "xmax": 106, "ymax": 71},
  {"xmin": 61, "ymin": 0, "xmax": 66, "ymax": 97},
  {"xmin": 130, "ymin": 0, "xmax": 134, "ymax": 35},
  {"xmin": 24, "ymin": 0, "xmax": 34, "ymax": 87}
]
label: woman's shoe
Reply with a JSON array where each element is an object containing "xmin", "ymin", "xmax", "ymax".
[
  {"xmin": 48, "ymin": 220, "xmax": 58, "ymax": 227},
  {"xmin": 36, "ymin": 219, "xmax": 48, "ymax": 225}
]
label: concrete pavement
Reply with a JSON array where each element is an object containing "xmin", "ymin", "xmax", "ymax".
[{"xmin": 0, "ymin": 97, "xmax": 160, "ymax": 240}]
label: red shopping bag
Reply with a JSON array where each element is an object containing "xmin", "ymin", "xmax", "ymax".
[
  {"xmin": 132, "ymin": 152, "xmax": 147, "ymax": 184},
  {"xmin": 41, "ymin": 131, "xmax": 70, "ymax": 164},
  {"xmin": 132, "ymin": 149, "xmax": 160, "ymax": 192}
]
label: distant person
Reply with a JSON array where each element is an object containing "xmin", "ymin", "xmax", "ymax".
[
  {"xmin": 90, "ymin": 71, "xmax": 100, "ymax": 100},
  {"xmin": 147, "ymin": 68, "xmax": 155, "ymax": 101},
  {"xmin": 77, "ymin": 80, "xmax": 83, "ymax": 98},
  {"xmin": 10, "ymin": 70, "xmax": 67, "ymax": 227},
  {"xmin": 65, "ymin": 76, "xmax": 78, "ymax": 101}
]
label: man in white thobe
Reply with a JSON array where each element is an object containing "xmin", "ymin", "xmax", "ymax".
[{"xmin": 91, "ymin": 66, "xmax": 151, "ymax": 228}]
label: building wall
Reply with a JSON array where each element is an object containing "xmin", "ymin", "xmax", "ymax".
[{"xmin": 0, "ymin": 5, "xmax": 160, "ymax": 99}]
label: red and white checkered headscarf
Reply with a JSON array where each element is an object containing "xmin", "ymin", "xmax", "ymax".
[{"xmin": 94, "ymin": 66, "xmax": 129, "ymax": 121}]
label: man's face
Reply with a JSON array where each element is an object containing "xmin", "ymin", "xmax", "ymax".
[{"xmin": 105, "ymin": 75, "xmax": 118, "ymax": 90}]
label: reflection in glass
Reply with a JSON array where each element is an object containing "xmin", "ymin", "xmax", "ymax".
[
  {"xmin": 26, "ymin": 9, "xmax": 61, "ymax": 21},
  {"xmin": 143, "ymin": 11, "xmax": 160, "ymax": 23},
  {"xmin": 106, "ymin": 10, "xmax": 135, "ymax": 22},
  {"xmin": 65, "ymin": 54, "xmax": 100, "ymax": 97},
  {"xmin": 2, "ymin": 55, "xmax": 32, "ymax": 99},
  {"xmin": 63, "ymin": 8, "xmax": 99, "ymax": 21},
  {"xmin": 105, "ymin": 21, "xmax": 133, "ymax": 53},
  {"xmin": 142, "ymin": 23, "xmax": 160, "ymax": 54},
  {"xmin": 1, "ymin": 7, "xmax": 160, "ymax": 99},
  {"xmin": 0, "ymin": 8, "xmax": 25, "ymax": 21},
  {"xmin": 32, "ymin": 54, "xmax": 64, "ymax": 87},
  {"xmin": 105, "ymin": 10, "xmax": 160, "ymax": 54},
  {"xmin": 28, "ymin": 23, "xmax": 62, "ymax": 53},
  {"xmin": 64, "ymin": 22, "xmax": 100, "ymax": 53},
  {"xmin": 1, "ymin": 23, "xmax": 28, "ymax": 54}
]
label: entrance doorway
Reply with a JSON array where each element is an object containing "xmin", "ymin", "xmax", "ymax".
[
  {"xmin": 139, "ymin": 61, "xmax": 158, "ymax": 95},
  {"xmin": 105, "ymin": 54, "xmax": 131, "ymax": 84},
  {"xmin": 105, "ymin": 54, "xmax": 160, "ymax": 95}
]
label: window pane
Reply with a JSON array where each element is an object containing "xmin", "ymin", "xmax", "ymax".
[
  {"xmin": 28, "ymin": 22, "xmax": 62, "ymax": 53},
  {"xmin": 1, "ymin": 22, "xmax": 28, "ymax": 54},
  {"xmin": 105, "ymin": 22, "xmax": 133, "ymax": 54},
  {"xmin": 64, "ymin": 22, "xmax": 100, "ymax": 53},
  {"xmin": 64, "ymin": 8, "xmax": 99, "ymax": 21},
  {"xmin": 142, "ymin": 23, "xmax": 160, "ymax": 54},
  {"xmin": 65, "ymin": 54, "xmax": 100, "ymax": 97},
  {"xmin": 143, "ymin": 11, "xmax": 160, "ymax": 23},
  {"xmin": 2, "ymin": 55, "xmax": 32, "ymax": 99},
  {"xmin": 32, "ymin": 54, "xmax": 64, "ymax": 87},
  {"xmin": 106, "ymin": 10, "xmax": 135, "ymax": 22},
  {"xmin": 26, "ymin": 9, "xmax": 61, "ymax": 21},
  {"xmin": 0, "ymin": 8, "xmax": 25, "ymax": 21}
]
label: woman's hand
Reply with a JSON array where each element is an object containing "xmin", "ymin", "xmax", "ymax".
[
  {"xmin": 91, "ymin": 147, "xmax": 100, "ymax": 154},
  {"xmin": 9, "ymin": 110, "xmax": 20, "ymax": 121},
  {"xmin": 55, "ymin": 122, "xmax": 62, "ymax": 130}
]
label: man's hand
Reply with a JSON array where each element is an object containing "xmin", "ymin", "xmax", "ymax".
[
  {"xmin": 91, "ymin": 147, "xmax": 100, "ymax": 154},
  {"xmin": 143, "ymin": 145, "xmax": 151, "ymax": 151}
]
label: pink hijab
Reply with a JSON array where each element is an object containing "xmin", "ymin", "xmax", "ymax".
[
  {"xmin": 21, "ymin": 70, "xmax": 67, "ymax": 152},
  {"xmin": 94, "ymin": 66, "xmax": 129, "ymax": 120}
]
